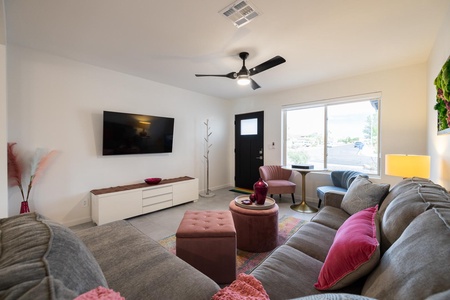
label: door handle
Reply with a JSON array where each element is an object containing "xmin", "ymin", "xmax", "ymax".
[{"xmin": 256, "ymin": 156, "xmax": 263, "ymax": 160}]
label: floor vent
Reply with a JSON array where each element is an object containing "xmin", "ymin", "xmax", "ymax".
[{"xmin": 219, "ymin": 0, "xmax": 260, "ymax": 28}]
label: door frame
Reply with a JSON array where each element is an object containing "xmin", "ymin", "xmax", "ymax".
[{"xmin": 234, "ymin": 111, "xmax": 264, "ymax": 189}]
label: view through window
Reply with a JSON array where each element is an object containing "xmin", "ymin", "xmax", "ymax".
[{"xmin": 283, "ymin": 94, "xmax": 380, "ymax": 175}]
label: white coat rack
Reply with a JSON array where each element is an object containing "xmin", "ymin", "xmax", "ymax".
[{"xmin": 200, "ymin": 119, "xmax": 215, "ymax": 198}]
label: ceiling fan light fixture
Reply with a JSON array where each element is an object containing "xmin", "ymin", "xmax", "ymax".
[
  {"xmin": 237, "ymin": 74, "xmax": 251, "ymax": 85},
  {"xmin": 195, "ymin": 52, "xmax": 285, "ymax": 91}
]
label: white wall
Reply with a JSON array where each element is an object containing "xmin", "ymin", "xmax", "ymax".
[
  {"xmin": 0, "ymin": 0, "xmax": 7, "ymax": 218},
  {"xmin": 427, "ymin": 6, "xmax": 450, "ymax": 190},
  {"xmin": 0, "ymin": 44, "xmax": 7, "ymax": 218},
  {"xmin": 230, "ymin": 63, "xmax": 428, "ymax": 202},
  {"xmin": 7, "ymin": 46, "xmax": 231, "ymax": 225}
]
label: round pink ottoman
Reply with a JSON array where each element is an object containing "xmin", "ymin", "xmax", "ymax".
[{"xmin": 229, "ymin": 200, "xmax": 279, "ymax": 252}]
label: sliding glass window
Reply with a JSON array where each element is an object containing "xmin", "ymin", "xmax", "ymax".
[{"xmin": 283, "ymin": 93, "xmax": 380, "ymax": 175}]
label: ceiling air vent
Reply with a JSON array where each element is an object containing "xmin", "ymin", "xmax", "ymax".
[{"xmin": 219, "ymin": 1, "xmax": 260, "ymax": 28}]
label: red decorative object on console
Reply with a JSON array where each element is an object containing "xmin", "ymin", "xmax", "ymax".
[
  {"xmin": 20, "ymin": 201, "xmax": 30, "ymax": 214},
  {"xmin": 144, "ymin": 178, "xmax": 162, "ymax": 185},
  {"xmin": 253, "ymin": 178, "xmax": 268, "ymax": 205}
]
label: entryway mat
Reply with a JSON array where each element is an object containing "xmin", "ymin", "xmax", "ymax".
[{"xmin": 229, "ymin": 187, "xmax": 253, "ymax": 194}]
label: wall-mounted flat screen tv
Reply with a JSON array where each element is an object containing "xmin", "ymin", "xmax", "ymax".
[{"xmin": 102, "ymin": 111, "xmax": 174, "ymax": 155}]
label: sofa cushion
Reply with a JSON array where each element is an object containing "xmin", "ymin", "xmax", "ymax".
[
  {"xmin": 76, "ymin": 220, "xmax": 220, "ymax": 300},
  {"xmin": 252, "ymin": 245, "xmax": 323, "ymax": 299},
  {"xmin": 362, "ymin": 208, "xmax": 450, "ymax": 299},
  {"xmin": 378, "ymin": 177, "xmax": 447, "ymax": 218},
  {"xmin": 311, "ymin": 206, "xmax": 350, "ymax": 230},
  {"xmin": 378, "ymin": 177, "xmax": 434, "ymax": 217},
  {"xmin": 315, "ymin": 206, "xmax": 380, "ymax": 291},
  {"xmin": 341, "ymin": 176, "xmax": 389, "ymax": 215},
  {"xmin": 426, "ymin": 290, "xmax": 450, "ymax": 299},
  {"xmin": 0, "ymin": 213, "xmax": 108, "ymax": 300},
  {"xmin": 380, "ymin": 181, "xmax": 450, "ymax": 252},
  {"xmin": 286, "ymin": 222, "xmax": 337, "ymax": 262}
]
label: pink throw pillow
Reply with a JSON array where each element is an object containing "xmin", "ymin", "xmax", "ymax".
[{"xmin": 315, "ymin": 205, "xmax": 380, "ymax": 290}]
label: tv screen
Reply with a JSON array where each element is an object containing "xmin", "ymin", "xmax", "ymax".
[{"xmin": 102, "ymin": 111, "xmax": 174, "ymax": 155}]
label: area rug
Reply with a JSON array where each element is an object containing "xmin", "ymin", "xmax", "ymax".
[
  {"xmin": 158, "ymin": 215, "xmax": 307, "ymax": 274},
  {"xmin": 229, "ymin": 187, "xmax": 253, "ymax": 194}
]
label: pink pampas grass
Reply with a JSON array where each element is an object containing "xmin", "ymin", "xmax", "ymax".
[
  {"xmin": 7, "ymin": 143, "xmax": 56, "ymax": 205},
  {"xmin": 7, "ymin": 143, "xmax": 25, "ymax": 201},
  {"xmin": 25, "ymin": 148, "xmax": 57, "ymax": 202}
]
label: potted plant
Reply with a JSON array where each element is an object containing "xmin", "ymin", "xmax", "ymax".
[{"xmin": 434, "ymin": 57, "xmax": 450, "ymax": 132}]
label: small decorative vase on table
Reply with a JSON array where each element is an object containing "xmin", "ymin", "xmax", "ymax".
[
  {"xmin": 20, "ymin": 201, "xmax": 30, "ymax": 214},
  {"xmin": 253, "ymin": 178, "xmax": 268, "ymax": 205}
]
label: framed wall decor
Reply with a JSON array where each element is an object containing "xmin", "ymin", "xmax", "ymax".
[{"xmin": 434, "ymin": 55, "xmax": 450, "ymax": 135}]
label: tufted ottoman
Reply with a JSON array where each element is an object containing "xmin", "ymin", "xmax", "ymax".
[{"xmin": 176, "ymin": 210, "xmax": 236, "ymax": 284}]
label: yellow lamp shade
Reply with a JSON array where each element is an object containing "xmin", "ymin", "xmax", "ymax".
[{"xmin": 385, "ymin": 154, "xmax": 430, "ymax": 178}]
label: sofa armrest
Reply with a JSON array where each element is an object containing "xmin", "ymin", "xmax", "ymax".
[{"xmin": 323, "ymin": 191, "xmax": 346, "ymax": 208}]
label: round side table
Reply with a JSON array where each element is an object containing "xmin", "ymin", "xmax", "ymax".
[{"xmin": 229, "ymin": 199, "xmax": 279, "ymax": 252}]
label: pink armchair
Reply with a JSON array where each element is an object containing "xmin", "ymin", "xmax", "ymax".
[{"xmin": 259, "ymin": 165, "xmax": 296, "ymax": 203}]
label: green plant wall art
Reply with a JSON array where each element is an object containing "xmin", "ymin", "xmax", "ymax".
[{"xmin": 434, "ymin": 55, "xmax": 450, "ymax": 134}]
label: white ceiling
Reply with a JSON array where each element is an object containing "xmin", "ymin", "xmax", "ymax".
[{"xmin": 4, "ymin": 0, "xmax": 450, "ymax": 99}]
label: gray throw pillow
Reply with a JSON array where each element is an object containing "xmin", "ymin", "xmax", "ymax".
[{"xmin": 341, "ymin": 176, "xmax": 390, "ymax": 215}]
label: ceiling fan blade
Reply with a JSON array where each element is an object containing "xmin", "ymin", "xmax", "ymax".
[
  {"xmin": 249, "ymin": 56, "xmax": 286, "ymax": 76},
  {"xmin": 250, "ymin": 78, "xmax": 261, "ymax": 90},
  {"xmin": 195, "ymin": 72, "xmax": 237, "ymax": 79}
]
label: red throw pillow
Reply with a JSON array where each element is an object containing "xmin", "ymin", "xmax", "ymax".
[{"xmin": 315, "ymin": 205, "xmax": 380, "ymax": 290}]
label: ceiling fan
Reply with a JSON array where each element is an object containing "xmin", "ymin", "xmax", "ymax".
[{"xmin": 195, "ymin": 52, "xmax": 286, "ymax": 90}]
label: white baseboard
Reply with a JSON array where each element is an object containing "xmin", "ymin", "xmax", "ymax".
[
  {"xmin": 198, "ymin": 184, "xmax": 231, "ymax": 195},
  {"xmin": 63, "ymin": 216, "xmax": 93, "ymax": 227}
]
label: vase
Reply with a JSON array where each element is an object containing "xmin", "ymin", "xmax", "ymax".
[
  {"xmin": 253, "ymin": 178, "xmax": 268, "ymax": 205},
  {"xmin": 20, "ymin": 201, "xmax": 30, "ymax": 214}
]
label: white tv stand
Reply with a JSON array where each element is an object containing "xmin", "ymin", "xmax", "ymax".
[{"xmin": 90, "ymin": 176, "xmax": 199, "ymax": 225}]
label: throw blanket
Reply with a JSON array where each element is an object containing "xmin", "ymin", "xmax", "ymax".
[
  {"xmin": 75, "ymin": 286, "xmax": 125, "ymax": 300},
  {"xmin": 212, "ymin": 273, "xmax": 269, "ymax": 300}
]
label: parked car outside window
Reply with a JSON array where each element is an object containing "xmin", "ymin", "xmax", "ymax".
[{"xmin": 354, "ymin": 141, "xmax": 364, "ymax": 149}]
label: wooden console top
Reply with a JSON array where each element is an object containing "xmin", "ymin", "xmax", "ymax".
[{"xmin": 91, "ymin": 176, "xmax": 195, "ymax": 195}]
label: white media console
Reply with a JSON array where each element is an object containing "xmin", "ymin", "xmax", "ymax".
[{"xmin": 90, "ymin": 176, "xmax": 199, "ymax": 225}]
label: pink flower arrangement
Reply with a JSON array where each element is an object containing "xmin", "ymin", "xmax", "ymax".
[{"xmin": 7, "ymin": 143, "xmax": 56, "ymax": 209}]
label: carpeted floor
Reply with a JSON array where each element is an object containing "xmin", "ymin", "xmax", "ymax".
[{"xmin": 158, "ymin": 215, "xmax": 307, "ymax": 274}]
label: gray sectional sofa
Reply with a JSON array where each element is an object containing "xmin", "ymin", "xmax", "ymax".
[
  {"xmin": 1, "ymin": 177, "xmax": 449, "ymax": 300},
  {"xmin": 251, "ymin": 177, "xmax": 450, "ymax": 300}
]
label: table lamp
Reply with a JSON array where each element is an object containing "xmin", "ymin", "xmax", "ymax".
[{"xmin": 385, "ymin": 154, "xmax": 430, "ymax": 178}]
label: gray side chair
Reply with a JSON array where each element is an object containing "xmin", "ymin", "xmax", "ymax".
[{"xmin": 316, "ymin": 170, "xmax": 369, "ymax": 208}]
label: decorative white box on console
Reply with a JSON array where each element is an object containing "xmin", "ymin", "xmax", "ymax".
[{"xmin": 91, "ymin": 177, "xmax": 199, "ymax": 225}]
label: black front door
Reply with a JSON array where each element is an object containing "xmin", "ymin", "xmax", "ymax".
[{"xmin": 234, "ymin": 111, "xmax": 264, "ymax": 189}]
